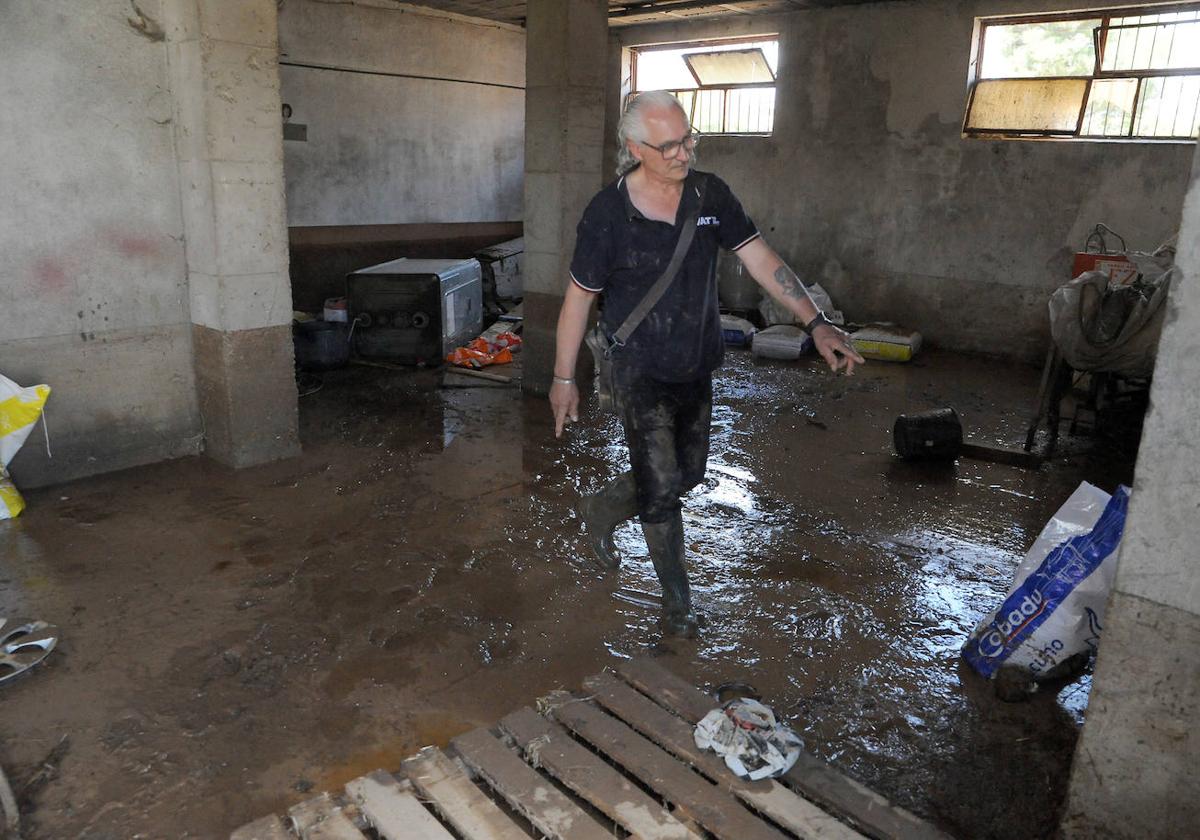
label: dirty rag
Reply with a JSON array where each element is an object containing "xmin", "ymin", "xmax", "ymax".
[{"xmin": 693, "ymin": 698, "xmax": 803, "ymax": 781}]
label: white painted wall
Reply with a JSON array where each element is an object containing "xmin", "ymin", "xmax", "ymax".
[
  {"xmin": 278, "ymin": 1, "xmax": 526, "ymax": 227},
  {"xmin": 0, "ymin": 0, "xmax": 201, "ymax": 487}
]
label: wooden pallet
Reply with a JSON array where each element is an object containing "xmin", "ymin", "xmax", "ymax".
[{"xmin": 231, "ymin": 658, "xmax": 953, "ymax": 840}]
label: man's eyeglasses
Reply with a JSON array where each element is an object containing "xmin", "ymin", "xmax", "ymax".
[{"xmin": 639, "ymin": 130, "xmax": 700, "ymax": 160}]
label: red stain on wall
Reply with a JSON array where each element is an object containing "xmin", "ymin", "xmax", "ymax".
[
  {"xmin": 113, "ymin": 234, "xmax": 162, "ymax": 259},
  {"xmin": 33, "ymin": 257, "xmax": 69, "ymax": 291},
  {"xmin": 30, "ymin": 230, "xmax": 166, "ymax": 296}
]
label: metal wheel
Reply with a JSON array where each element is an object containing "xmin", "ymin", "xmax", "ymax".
[{"xmin": 0, "ymin": 618, "xmax": 59, "ymax": 683}]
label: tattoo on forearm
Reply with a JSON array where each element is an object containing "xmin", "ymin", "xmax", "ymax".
[{"xmin": 774, "ymin": 265, "xmax": 807, "ymax": 300}]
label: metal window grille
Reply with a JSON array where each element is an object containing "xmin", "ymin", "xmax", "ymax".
[
  {"xmin": 631, "ymin": 38, "xmax": 778, "ymax": 135},
  {"xmin": 964, "ymin": 3, "xmax": 1200, "ymax": 140}
]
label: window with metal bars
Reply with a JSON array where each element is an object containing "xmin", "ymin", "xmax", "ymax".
[
  {"xmin": 964, "ymin": 3, "xmax": 1200, "ymax": 140},
  {"xmin": 631, "ymin": 37, "xmax": 778, "ymax": 135}
]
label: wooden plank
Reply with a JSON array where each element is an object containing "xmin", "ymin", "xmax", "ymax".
[
  {"xmin": 344, "ymin": 770, "xmax": 456, "ymax": 840},
  {"xmin": 499, "ymin": 707, "xmax": 700, "ymax": 840},
  {"xmin": 584, "ymin": 672, "xmax": 866, "ymax": 840},
  {"xmin": 960, "ymin": 442, "xmax": 1044, "ymax": 470},
  {"xmin": 550, "ymin": 698, "xmax": 788, "ymax": 840},
  {"xmin": 451, "ymin": 727, "xmax": 611, "ymax": 840},
  {"xmin": 614, "ymin": 658, "xmax": 954, "ymax": 840},
  {"xmin": 288, "ymin": 793, "xmax": 367, "ymax": 840},
  {"xmin": 230, "ymin": 815, "xmax": 293, "ymax": 840},
  {"xmin": 401, "ymin": 747, "xmax": 529, "ymax": 840},
  {"xmin": 444, "ymin": 366, "xmax": 513, "ymax": 384}
]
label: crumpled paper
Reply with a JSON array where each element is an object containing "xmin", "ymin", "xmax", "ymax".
[{"xmin": 693, "ymin": 698, "xmax": 803, "ymax": 781}]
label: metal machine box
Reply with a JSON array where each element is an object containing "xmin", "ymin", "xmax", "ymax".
[
  {"xmin": 474, "ymin": 237, "xmax": 524, "ymax": 301},
  {"xmin": 347, "ymin": 257, "xmax": 483, "ymax": 364}
]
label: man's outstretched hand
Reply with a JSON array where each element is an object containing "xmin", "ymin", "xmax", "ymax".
[
  {"xmin": 550, "ymin": 381, "xmax": 580, "ymax": 438},
  {"xmin": 812, "ymin": 323, "xmax": 866, "ymax": 375}
]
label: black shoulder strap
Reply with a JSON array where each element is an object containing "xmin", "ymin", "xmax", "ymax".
[{"xmin": 610, "ymin": 175, "xmax": 708, "ymax": 349}]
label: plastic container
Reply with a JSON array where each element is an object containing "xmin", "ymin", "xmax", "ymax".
[
  {"xmin": 293, "ymin": 320, "xmax": 351, "ymax": 371},
  {"xmin": 718, "ymin": 251, "xmax": 761, "ymax": 311},
  {"xmin": 751, "ymin": 325, "xmax": 812, "ymax": 360},
  {"xmin": 893, "ymin": 407, "xmax": 963, "ymax": 460},
  {"xmin": 720, "ymin": 314, "xmax": 756, "ymax": 346},
  {"xmin": 323, "ymin": 297, "xmax": 349, "ymax": 322},
  {"xmin": 758, "ymin": 282, "xmax": 843, "ymax": 328}
]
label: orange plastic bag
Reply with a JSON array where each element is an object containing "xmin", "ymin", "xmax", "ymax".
[{"xmin": 446, "ymin": 332, "xmax": 521, "ymax": 368}]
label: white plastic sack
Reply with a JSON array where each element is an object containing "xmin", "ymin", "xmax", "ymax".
[
  {"xmin": 694, "ymin": 698, "xmax": 803, "ymax": 781},
  {"xmin": 962, "ymin": 482, "xmax": 1130, "ymax": 680},
  {"xmin": 759, "ymin": 282, "xmax": 844, "ymax": 327},
  {"xmin": 751, "ymin": 325, "xmax": 812, "ymax": 360},
  {"xmin": 0, "ymin": 374, "xmax": 52, "ymax": 520},
  {"xmin": 1049, "ymin": 249, "xmax": 1175, "ymax": 378},
  {"xmin": 720, "ymin": 314, "xmax": 756, "ymax": 346}
]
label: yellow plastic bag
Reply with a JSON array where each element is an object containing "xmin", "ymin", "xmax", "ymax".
[
  {"xmin": 1, "ymin": 468, "xmax": 25, "ymax": 519},
  {"xmin": 0, "ymin": 374, "xmax": 51, "ymax": 520}
]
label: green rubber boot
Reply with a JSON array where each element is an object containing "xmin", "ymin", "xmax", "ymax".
[
  {"xmin": 578, "ymin": 472, "xmax": 638, "ymax": 571},
  {"xmin": 641, "ymin": 512, "xmax": 699, "ymax": 638}
]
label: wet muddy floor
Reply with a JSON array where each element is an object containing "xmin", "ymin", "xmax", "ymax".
[{"xmin": 0, "ymin": 348, "xmax": 1137, "ymax": 839}]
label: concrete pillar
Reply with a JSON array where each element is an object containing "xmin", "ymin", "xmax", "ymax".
[
  {"xmin": 521, "ymin": 0, "xmax": 609, "ymax": 395},
  {"xmin": 1061, "ymin": 143, "xmax": 1200, "ymax": 837},
  {"xmin": 165, "ymin": 0, "xmax": 300, "ymax": 467}
]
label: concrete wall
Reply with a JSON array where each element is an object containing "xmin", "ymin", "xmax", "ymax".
[
  {"xmin": 1061, "ymin": 142, "xmax": 1200, "ymax": 839},
  {"xmin": 167, "ymin": 0, "xmax": 301, "ymax": 469},
  {"xmin": 521, "ymin": 0, "xmax": 609, "ymax": 394},
  {"xmin": 611, "ymin": 0, "xmax": 1196, "ymax": 361},
  {"xmin": 277, "ymin": 0, "xmax": 526, "ymax": 228},
  {"xmin": 0, "ymin": 0, "xmax": 202, "ymax": 488}
]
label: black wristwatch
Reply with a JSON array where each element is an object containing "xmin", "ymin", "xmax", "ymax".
[{"xmin": 802, "ymin": 312, "xmax": 833, "ymax": 334}]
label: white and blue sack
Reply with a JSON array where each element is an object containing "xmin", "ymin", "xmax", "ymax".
[{"xmin": 962, "ymin": 482, "xmax": 1131, "ymax": 680}]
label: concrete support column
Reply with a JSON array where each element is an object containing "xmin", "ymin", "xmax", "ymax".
[
  {"xmin": 165, "ymin": 0, "xmax": 300, "ymax": 467},
  {"xmin": 521, "ymin": 0, "xmax": 609, "ymax": 395},
  {"xmin": 1061, "ymin": 143, "xmax": 1200, "ymax": 837}
]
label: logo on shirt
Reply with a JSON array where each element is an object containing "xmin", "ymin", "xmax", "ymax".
[{"xmin": 697, "ymin": 215, "xmax": 720, "ymax": 227}]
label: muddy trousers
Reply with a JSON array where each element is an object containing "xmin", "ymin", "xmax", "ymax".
[
  {"xmin": 614, "ymin": 371, "xmax": 712, "ymax": 634},
  {"xmin": 616, "ymin": 371, "xmax": 713, "ymax": 525}
]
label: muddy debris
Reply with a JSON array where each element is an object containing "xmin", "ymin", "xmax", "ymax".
[{"xmin": 0, "ymin": 350, "xmax": 1139, "ymax": 840}]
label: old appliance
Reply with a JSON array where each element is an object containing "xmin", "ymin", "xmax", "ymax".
[{"xmin": 347, "ymin": 257, "xmax": 483, "ymax": 364}]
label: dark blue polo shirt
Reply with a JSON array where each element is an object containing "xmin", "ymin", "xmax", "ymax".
[{"xmin": 569, "ymin": 169, "xmax": 760, "ymax": 383}]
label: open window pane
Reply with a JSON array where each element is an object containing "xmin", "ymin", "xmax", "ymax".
[
  {"xmin": 1081, "ymin": 78, "xmax": 1138, "ymax": 135},
  {"xmin": 966, "ymin": 77, "xmax": 1088, "ymax": 132},
  {"xmin": 637, "ymin": 50, "xmax": 703, "ymax": 90},
  {"xmin": 634, "ymin": 38, "xmax": 778, "ymax": 134},
  {"xmin": 1134, "ymin": 74, "xmax": 1200, "ymax": 137},
  {"xmin": 967, "ymin": 5, "xmax": 1200, "ymax": 141},
  {"xmin": 683, "ymin": 48, "xmax": 775, "ymax": 85},
  {"xmin": 981, "ymin": 19, "xmax": 1099, "ymax": 78},
  {"xmin": 633, "ymin": 40, "xmax": 779, "ymax": 92}
]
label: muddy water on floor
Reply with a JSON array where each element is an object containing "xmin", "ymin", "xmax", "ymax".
[{"xmin": 0, "ymin": 350, "xmax": 1133, "ymax": 839}]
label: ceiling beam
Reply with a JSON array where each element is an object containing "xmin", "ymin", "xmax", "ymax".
[{"xmin": 609, "ymin": 0, "xmax": 767, "ymax": 19}]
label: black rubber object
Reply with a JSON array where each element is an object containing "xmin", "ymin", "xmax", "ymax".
[{"xmin": 893, "ymin": 407, "xmax": 964, "ymax": 460}]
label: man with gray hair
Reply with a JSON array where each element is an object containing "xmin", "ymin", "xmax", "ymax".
[{"xmin": 550, "ymin": 91, "xmax": 862, "ymax": 636}]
